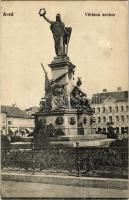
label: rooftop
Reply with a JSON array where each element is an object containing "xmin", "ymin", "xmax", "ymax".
[
  {"xmin": 1, "ymin": 105, "xmax": 33, "ymax": 118},
  {"xmin": 25, "ymin": 106, "xmax": 39, "ymax": 112},
  {"xmin": 91, "ymin": 90, "xmax": 128, "ymax": 104}
]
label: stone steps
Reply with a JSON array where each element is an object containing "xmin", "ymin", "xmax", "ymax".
[
  {"xmin": 57, "ymin": 134, "xmax": 107, "ymax": 141},
  {"xmin": 51, "ymin": 138, "xmax": 115, "ymax": 147}
]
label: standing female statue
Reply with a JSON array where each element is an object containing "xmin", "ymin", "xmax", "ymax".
[{"xmin": 39, "ymin": 9, "xmax": 72, "ymax": 57}]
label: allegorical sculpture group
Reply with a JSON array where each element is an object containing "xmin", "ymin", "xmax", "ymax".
[
  {"xmin": 39, "ymin": 9, "xmax": 93, "ymax": 113},
  {"xmin": 40, "ymin": 63, "xmax": 69, "ymax": 110}
]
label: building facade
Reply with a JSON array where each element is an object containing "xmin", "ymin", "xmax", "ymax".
[
  {"xmin": 91, "ymin": 88, "xmax": 128, "ymax": 138},
  {"xmin": 1, "ymin": 105, "xmax": 34, "ymax": 136},
  {"xmin": 25, "ymin": 107, "xmax": 39, "ymax": 117}
]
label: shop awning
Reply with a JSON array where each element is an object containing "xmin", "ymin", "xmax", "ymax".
[
  {"xmin": 20, "ymin": 129, "xmax": 26, "ymax": 133},
  {"xmin": 26, "ymin": 128, "xmax": 33, "ymax": 133},
  {"xmin": 9, "ymin": 128, "xmax": 18, "ymax": 133}
]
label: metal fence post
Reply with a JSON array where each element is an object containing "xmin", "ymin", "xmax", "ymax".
[
  {"xmin": 31, "ymin": 139, "xmax": 35, "ymax": 174},
  {"xmin": 76, "ymin": 142, "xmax": 80, "ymax": 177}
]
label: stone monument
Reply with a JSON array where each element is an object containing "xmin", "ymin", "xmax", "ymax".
[{"xmin": 35, "ymin": 9, "xmax": 114, "ymax": 147}]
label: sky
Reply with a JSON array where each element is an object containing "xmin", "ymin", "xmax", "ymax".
[{"xmin": 1, "ymin": 1, "xmax": 128, "ymax": 109}]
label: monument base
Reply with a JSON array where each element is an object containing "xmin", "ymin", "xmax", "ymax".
[
  {"xmin": 35, "ymin": 109, "xmax": 94, "ymax": 136},
  {"xmin": 35, "ymin": 109, "xmax": 114, "ymax": 147}
]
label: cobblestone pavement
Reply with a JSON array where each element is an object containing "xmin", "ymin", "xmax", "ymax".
[{"xmin": 1, "ymin": 181, "xmax": 129, "ymax": 198}]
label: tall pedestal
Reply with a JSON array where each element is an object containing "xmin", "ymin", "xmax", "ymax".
[{"xmin": 48, "ymin": 56, "xmax": 76, "ymax": 110}]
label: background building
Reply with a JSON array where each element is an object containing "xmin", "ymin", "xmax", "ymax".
[
  {"xmin": 1, "ymin": 105, "xmax": 34, "ymax": 137},
  {"xmin": 91, "ymin": 87, "xmax": 128, "ymax": 138},
  {"xmin": 25, "ymin": 106, "xmax": 39, "ymax": 117}
]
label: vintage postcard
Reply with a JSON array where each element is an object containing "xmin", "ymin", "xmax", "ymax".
[{"xmin": 1, "ymin": 0, "xmax": 128, "ymax": 199}]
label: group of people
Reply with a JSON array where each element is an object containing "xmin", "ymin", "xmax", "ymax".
[
  {"xmin": 1, "ymin": 130, "xmax": 31, "ymax": 143},
  {"xmin": 96, "ymin": 127, "xmax": 119, "ymax": 139}
]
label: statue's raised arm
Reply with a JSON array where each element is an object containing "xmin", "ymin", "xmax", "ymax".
[{"xmin": 39, "ymin": 8, "xmax": 52, "ymax": 24}]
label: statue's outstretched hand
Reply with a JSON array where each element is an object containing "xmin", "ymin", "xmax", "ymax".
[{"xmin": 39, "ymin": 8, "xmax": 46, "ymax": 16}]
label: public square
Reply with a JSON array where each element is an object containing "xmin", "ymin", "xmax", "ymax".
[{"xmin": 1, "ymin": 181, "xmax": 129, "ymax": 198}]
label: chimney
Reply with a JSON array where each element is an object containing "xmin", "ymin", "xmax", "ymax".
[
  {"xmin": 117, "ymin": 87, "xmax": 122, "ymax": 91},
  {"xmin": 103, "ymin": 89, "xmax": 107, "ymax": 93}
]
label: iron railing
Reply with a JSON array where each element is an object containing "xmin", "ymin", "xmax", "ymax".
[{"xmin": 1, "ymin": 143, "xmax": 128, "ymax": 179}]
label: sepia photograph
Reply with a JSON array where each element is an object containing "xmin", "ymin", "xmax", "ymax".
[{"xmin": 1, "ymin": 0, "xmax": 128, "ymax": 199}]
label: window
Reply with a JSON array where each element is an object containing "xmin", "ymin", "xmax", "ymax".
[
  {"xmin": 115, "ymin": 106, "xmax": 118, "ymax": 112},
  {"xmin": 109, "ymin": 116, "xmax": 112, "ymax": 123},
  {"xmin": 103, "ymin": 128, "xmax": 106, "ymax": 134},
  {"xmin": 97, "ymin": 108, "xmax": 100, "ymax": 113},
  {"xmin": 103, "ymin": 116, "xmax": 106, "ymax": 123},
  {"xmin": 121, "ymin": 127, "xmax": 125, "ymax": 134},
  {"xmin": 8, "ymin": 121, "xmax": 12, "ymax": 125},
  {"xmin": 98, "ymin": 117, "xmax": 101, "ymax": 123},
  {"xmin": 92, "ymin": 108, "xmax": 95, "ymax": 113},
  {"xmin": 121, "ymin": 106, "xmax": 124, "ymax": 112},
  {"xmin": 102, "ymin": 107, "xmax": 105, "ymax": 113},
  {"xmin": 121, "ymin": 116, "xmax": 124, "ymax": 122},
  {"xmin": 116, "ymin": 127, "xmax": 119, "ymax": 132},
  {"xmin": 109, "ymin": 107, "xmax": 112, "ymax": 113},
  {"xmin": 116, "ymin": 116, "xmax": 119, "ymax": 122},
  {"xmin": 126, "ymin": 106, "xmax": 128, "ymax": 112},
  {"xmin": 2, "ymin": 115, "xmax": 6, "ymax": 124},
  {"xmin": 98, "ymin": 127, "xmax": 102, "ymax": 132},
  {"xmin": 124, "ymin": 127, "xmax": 128, "ymax": 133},
  {"xmin": 126, "ymin": 115, "xmax": 128, "ymax": 122}
]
